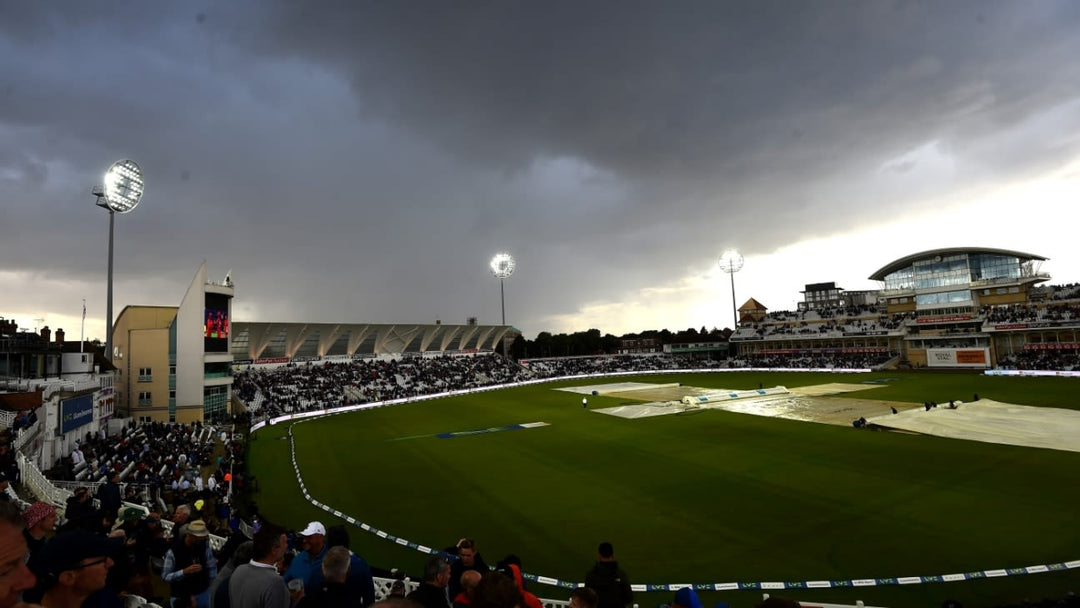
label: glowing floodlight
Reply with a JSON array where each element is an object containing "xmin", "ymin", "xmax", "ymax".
[
  {"xmin": 718, "ymin": 249, "xmax": 744, "ymax": 329},
  {"xmin": 489, "ymin": 252, "xmax": 516, "ymax": 333},
  {"xmin": 101, "ymin": 159, "xmax": 144, "ymax": 213},
  {"xmin": 490, "ymin": 252, "xmax": 516, "ymax": 279},
  {"xmin": 94, "ymin": 159, "xmax": 145, "ymax": 363}
]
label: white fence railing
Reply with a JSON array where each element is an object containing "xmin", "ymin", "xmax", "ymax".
[{"xmin": 12, "ymin": 419, "xmax": 41, "ymax": 452}]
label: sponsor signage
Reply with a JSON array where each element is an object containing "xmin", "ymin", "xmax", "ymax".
[
  {"xmin": 992, "ymin": 321, "xmax": 1074, "ymax": 330},
  {"xmin": 254, "ymin": 357, "xmax": 290, "ymax": 364},
  {"xmin": 927, "ymin": 348, "xmax": 989, "ymax": 368},
  {"xmin": 1023, "ymin": 342, "xmax": 1080, "ymax": 351},
  {"xmin": 842, "ymin": 330, "xmax": 890, "ymax": 336},
  {"xmin": 917, "ymin": 315, "xmax": 972, "ymax": 324},
  {"xmin": 60, "ymin": 394, "xmax": 94, "ymax": 434},
  {"xmin": 760, "ymin": 347, "xmax": 888, "ymax": 355}
]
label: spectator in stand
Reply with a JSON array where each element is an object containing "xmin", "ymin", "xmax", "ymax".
[
  {"xmin": 209, "ymin": 540, "xmax": 253, "ymax": 608},
  {"xmin": 584, "ymin": 543, "xmax": 632, "ymax": 608},
  {"xmin": 568, "ymin": 588, "xmax": 598, "ymax": 608},
  {"xmin": 452, "ymin": 570, "xmax": 482, "ymax": 608},
  {"xmin": 471, "ymin": 571, "xmax": 522, "ymax": 608},
  {"xmin": 299, "ymin": 546, "xmax": 350, "ymax": 608},
  {"xmin": 284, "ymin": 522, "xmax": 328, "ymax": 589},
  {"xmin": 71, "ymin": 445, "xmax": 85, "ymax": 469},
  {"xmin": 494, "ymin": 560, "xmax": 540, "ymax": 608},
  {"xmin": 0, "ymin": 473, "xmax": 11, "ymax": 504},
  {"xmin": 0, "ymin": 444, "xmax": 16, "ymax": 484},
  {"xmin": 406, "ymin": 555, "xmax": 452, "ymax": 608},
  {"xmin": 0, "ymin": 502, "xmax": 38, "ymax": 608},
  {"xmin": 162, "ymin": 520, "xmax": 217, "ymax": 608},
  {"xmin": 96, "ymin": 473, "xmax": 122, "ymax": 522},
  {"xmin": 671, "ymin": 588, "xmax": 703, "ymax": 608},
  {"xmin": 306, "ymin": 526, "xmax": 374, "ymax": 608},
  {"xmin": 63, "ymin": 488, "xmax": 96, "ymax": 531},
  {"xmin": 23, "ymin": 502, "xmax": 58, "ymax": 566},
  {"xmin": 34, "ymin": 530, "xmax": 113, "ymax": 608},
  {"xmin": 445, "ymin": 538, "xmax": 487, "ymax": 601},
  {"xmin": 229, "ymin": 524, "xmax": 294, "ymax": 608}
]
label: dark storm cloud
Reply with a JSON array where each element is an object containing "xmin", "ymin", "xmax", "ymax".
[{"xmin": 2, "ymin": 1, "xmax": 1079, "ymax": 336}]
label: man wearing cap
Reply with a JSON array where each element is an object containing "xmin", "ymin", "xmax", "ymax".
[
  {"xmin": 0, "ymin": 502, "xmax": 38, "ymax": 608},
  {"xmin": 283, "ymin": 522, "xmax": 326, "ymax": 589},
  {"xmin": 162, "ymin": 520, "xmax": 217, "ymax": 608},
  {"xmin": 23, "ymin": 502, "xmax": 58, "ymax": 565},
  {"xmin": 34, "ymin": 530, "xmax": 114, "ymax": 608}
]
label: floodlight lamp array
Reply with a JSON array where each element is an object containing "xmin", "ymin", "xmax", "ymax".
[
  {"xmin": 718, "ymin": 249, "xmax": 744, "ymax": 273},
  {"xmin": 102, "ymin": 159, "xmax": 144, "ymax": 213},
  {"xmin": 490, "ymin": 253, "xmax": 516, "ymax": 279}
]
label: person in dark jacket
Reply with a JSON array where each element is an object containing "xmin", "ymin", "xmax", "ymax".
[
  {"xmin": 299, "ymin": 547, "xmax": 350, "ymax": 608},
  {"xmin": 444, "ymin": 539, "xmax": 488, "ymax": 602},
  {"xmin": 97, "ymin": 472, "xmax": 122, "ymax": 519},
  {"xmin": 407, "ymin": 555, "xmax": 451, "ymax": 608},
  {"xmin": 583, "ymin": 542, "xmax": 632, "ymax": 608},
  {"xmin": 305, "ymin": 526, "xmax": 375, "ymax": 608}
]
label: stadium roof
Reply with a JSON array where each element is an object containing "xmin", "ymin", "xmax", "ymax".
[
  {"xmin": 231, "ymin": 322, "xmax": 512, "ymax": 360},
  {"xmin": 868, "ymin": 247, "xmax": 1047, "ymax": 281}
]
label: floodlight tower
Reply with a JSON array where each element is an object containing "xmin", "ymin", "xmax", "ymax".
[
  {"xmin": 489, "ymin": 252, "xmax": 516, "ymax": 325},
  {"xmin": 93, "ymin": 160, "xmax": 144, "ymax": 362},
  {"xmin": 718, "ymin": 249, "xmax": 744, "ymax": 330}
]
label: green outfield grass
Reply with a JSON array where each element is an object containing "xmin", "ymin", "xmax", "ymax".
[{"xmin": 247, "ymin": 371, "xmax": 1080, "ymax": 607}]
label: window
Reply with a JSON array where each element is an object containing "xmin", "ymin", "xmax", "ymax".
[
  {"xmin": 138, "ymin": 367, "xmax": 153, "ymax": 382},
  {"xmin": 138, "ymin": 391, "xmax": 152, "ymax": 406}
]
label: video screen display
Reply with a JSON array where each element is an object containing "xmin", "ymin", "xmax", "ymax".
[
  {"xmin": 205, "ymin": 308, "xmax": 229, "ymax": 338},
  {"xmin": 204, "ymin": 293, "xmax": 230, "ymax": 352}
]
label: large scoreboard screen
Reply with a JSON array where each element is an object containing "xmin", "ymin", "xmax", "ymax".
[{"xmin": 204, "ymin": 293, "xmax": 230, "ymax": 352}]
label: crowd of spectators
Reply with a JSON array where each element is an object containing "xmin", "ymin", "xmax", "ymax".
[
  {"xmin": 736, "ymin": 353, "xmax": 894, "ymax": 369},
  {"xmin": 234, "ymin": 354, "xmax": 533, "ymax": 418},
  {"xmin": 982, "ymin": 302, "xmax": 1080, "ymax": 325},
  {"xmin": 735, "ymin": 310, "xmax": 911, "ymax": 341},
  {"xmin": 522, "ymin": 354, "xmax": 725, "ymax": 377},
  {"xmin": 52, "ymin": 421, "xmax": 224, "ymax": 504},
  {"xmin": 996, "ymin": 350, "xmax": 1080, "ymax": 372},
  {"xmin": 1032, "ymin": 282, "xmax": 1080, "ymax": 301}
]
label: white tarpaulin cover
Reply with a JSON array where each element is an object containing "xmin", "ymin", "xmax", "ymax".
[{"xmin": 867, "ymin": 399, "xmax": 1080, "ymax": 453}]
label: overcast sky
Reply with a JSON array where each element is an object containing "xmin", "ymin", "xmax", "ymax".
[{"xmin": 3, "ymin": 1, "xmax": 1079, "ymax": 342}]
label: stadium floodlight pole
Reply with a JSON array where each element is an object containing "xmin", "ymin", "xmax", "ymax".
[
  {"xmin": 718, "ymin": 249, "xmax": 744, "ymax": 330},
  {"xmin": 93, "ymin": 160, "xmax": 145, "ymax": 363},
  {"xmin": 490, "ymin": 253, "xmax": 516, "ymax": 355}
]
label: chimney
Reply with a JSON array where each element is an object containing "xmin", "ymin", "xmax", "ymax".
[
  {"xmin": 40, "ymin": 326, "xmax": 51, "ymax": 342},
  {"xmin": 56, "ymin": 328, "xmax": 66, "ymax": 343}
]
